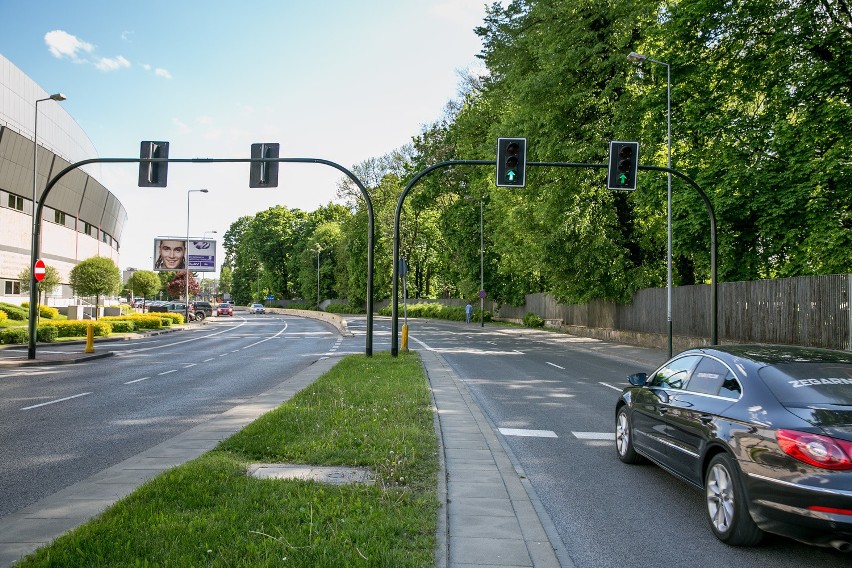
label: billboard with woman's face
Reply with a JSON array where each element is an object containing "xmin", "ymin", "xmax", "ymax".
[{"xmin": 153, "ymin": 238, "xmax": 216, "ymax": 272}]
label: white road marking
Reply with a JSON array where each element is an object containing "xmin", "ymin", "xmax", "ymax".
[
  {"xmin": 158, "ymin": 369, "xmax": 177, "ymax": 375},
  {"xmin": 599, "ymin": 382, "xmax": 623, "ymax": 392},
  {"xmin": 546, "ymin": 362, "xmax": 565, "ymax": 370},
  {"xmin": 573, "ymin": 432, "xmax": 614, "ymax": 440},
  {"xmin": 21, "ymin": 392, "xmax": 92, "ymax": 410},
  {"xmin": 124, "ymin": 377, "xmax": 151, "ymax": 384},
  {"xmin": 499, "ymin": 428, "xmax": 558, "ymax": 438}
]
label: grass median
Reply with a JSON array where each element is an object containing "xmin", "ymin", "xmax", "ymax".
[{"xmin": 19, "ymin": 352, "xmax": 439, "ymax": 567}]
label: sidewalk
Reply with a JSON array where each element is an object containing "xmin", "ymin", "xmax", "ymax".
[{"xmin": 0, "ymin": 345, "xmax": 568, "ymax": 567}]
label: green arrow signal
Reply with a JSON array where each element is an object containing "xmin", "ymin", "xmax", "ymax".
[
  {"xmin": 618, "ymin": 173, "xmax": 628, "ymax": 184},
  {"xmin": 507, "ymin": 170, "xmax": 516, "ymax": 182}
]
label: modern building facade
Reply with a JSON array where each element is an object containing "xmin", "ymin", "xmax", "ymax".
[{"xmin": 0, "ymin": 54, "xmax": 127, "ymax": 306}]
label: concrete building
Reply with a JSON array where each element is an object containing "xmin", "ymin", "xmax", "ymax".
[{"xmin": 0, "ymin": 54, "xmax": 127, "ymax": 307}]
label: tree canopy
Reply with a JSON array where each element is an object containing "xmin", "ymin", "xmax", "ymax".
[{"xmin": 221, "ymin": 0, "xmax": 851, "ymax": 308}]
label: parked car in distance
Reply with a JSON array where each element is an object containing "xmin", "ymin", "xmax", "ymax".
[
  {"xmin": 249, "ymin": 303, "xmax": 265, "ymax": 314},
  {"xmin": 192, "ymin": 301, "xmax": 213, "ymax": 320},
  {"xmin": 615, "ymin": 344, "xmax": 852, "ymax": 550},
  {"xmin": 216, "ymin": 303, "xmax": 233, "ymax": 317}
]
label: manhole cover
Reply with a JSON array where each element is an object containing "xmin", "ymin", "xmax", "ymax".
[{"xmin": 247, "ymin": 464, "xmax": 375, "ymax": 486}]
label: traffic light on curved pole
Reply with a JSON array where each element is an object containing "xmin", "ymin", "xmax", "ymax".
[
  {"xmin": 607, "ymin": 141, "xmax": 639, "ymax": 191},
  {"xmin": 496, "ymin": 137, "xmax": 527, "ymax": 187}
]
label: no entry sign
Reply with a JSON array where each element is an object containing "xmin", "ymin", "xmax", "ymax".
[{"xmin": 34, "ymin": 259, "xmax": 46, "ymax": 282}]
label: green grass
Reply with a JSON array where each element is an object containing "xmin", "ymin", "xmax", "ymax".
[{"xmin": 17, "ymin": 352, "xmax": 439, "ymax": 567}]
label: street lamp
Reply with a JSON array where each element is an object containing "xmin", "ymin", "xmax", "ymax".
[
  {"xmin": 314, "ymin": 243, "xmax": 324, "ymax": 310},
  {"xmin": 201, "ymin": 230, "xmax": 217, "ymax": 299},
  {"xmin": 464, "ymin": 195, "xmax": 485, "ymax": 327},
  {"xmin": 186, "ymin": 189, "xmax": 208, "ymax": 321},
  {"xmin": 628, "ymin": 51, "xmax": 673, "ymax": 357},
  {"xmin": 27, "ymin": 92, "xmax": 66, "ymax": 360}
]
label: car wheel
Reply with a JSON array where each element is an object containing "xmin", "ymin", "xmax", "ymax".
[
  {"xmin": 616, "ymin": 406, "xmax": 644, "ymax": 464},
  {"xmin": 195, "ymin": 312, "xmax": 205, "ymax": 321},
  {"xmin": 705, "ymin": 453, "xmax": 763, "ymax": 546}
]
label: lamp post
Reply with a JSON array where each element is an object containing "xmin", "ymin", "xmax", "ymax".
[
  {"xmin": 201, "ymin": 230, "xmax": 217, "ymax": 300},
  {"xmin": 186, "ymin": 189, "xmax": 208, "ymax": 321},
  {"xmin": 27, "ymin": 93, "xmax": 66, "ymax": 359},
  {"xmin": 464, "ymin": 195, "xmax": 485, "ymax": 327},
  {"xmin": 628, "ymin": 51, "xmax": 673, "ymax": 358},
  {"xmin": 315, "ymin": 243, "xmax": 323, "ymax": 310}
]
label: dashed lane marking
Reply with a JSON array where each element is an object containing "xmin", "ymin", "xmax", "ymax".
[{"xmin": 499, "ymin": 428, "xmax": 558, "ymax": 438}]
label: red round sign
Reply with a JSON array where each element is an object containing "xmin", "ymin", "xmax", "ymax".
[{"xmin": 34, "ymin": 259, "xmax": 46, "ymax": 282}]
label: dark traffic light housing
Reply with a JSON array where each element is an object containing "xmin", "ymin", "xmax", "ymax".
[
  {"xmin": 250, "ymin": 143, "xmax": 280, "ymax": 188},
  {"xmin": 138, "ymin": 141, "xmax": 169, "ymax": 187},
  {"xmin": 607, "ymin": 141, "xmax": 639, "ymax": 190},
  {"xmin": 496, "ymin": 137, "xmax": 527, "ymax": 187}
]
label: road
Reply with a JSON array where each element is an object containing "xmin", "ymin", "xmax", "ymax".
[
  {"xmin": 0, "ymin": 313, "xmax": 345, "ymax": 518},
  {"xmin": 401, "ymin": 318, "xmax": 851, "ymax": 568},
  {"xmin": 2, "ymin": 314, "xmax": 849, "ymax": 566}
]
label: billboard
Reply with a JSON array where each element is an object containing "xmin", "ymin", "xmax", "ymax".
[{"xmin": 153, "ymin": 238, "xmax": 216, "ymax": 272}]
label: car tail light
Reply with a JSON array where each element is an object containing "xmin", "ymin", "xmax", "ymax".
[
  {"xmin": 807, "ymin": 505, "xmax": 852, "ymax": 516},
  {"xmin": 777, "ymin": 429, "xmax": 852, "ymax": 470}
]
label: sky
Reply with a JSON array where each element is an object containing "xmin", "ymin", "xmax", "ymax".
[{"xmin": 1, "ymin": 0, "xmax": 492, "ymax": 275}]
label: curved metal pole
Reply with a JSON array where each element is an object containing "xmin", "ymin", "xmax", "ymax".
[
  {"xmin": 389, "ymin": 160, "xmax": 717, "ymax": 357},
  {"xmin": 392, "ymin": 160, "xmax": 492, "ymax": 355},
  {"xmin": 28, "ymin": 156, "xmax": 376, "ymax": 358}
]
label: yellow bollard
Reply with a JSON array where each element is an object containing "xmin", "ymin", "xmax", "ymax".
[
  {"xmin": 85, "ymin": 322, "xmax": 95, "ymax": 353},
  {"xmin": 401, "ymin": 323, "xmax": 409, "ymax": 352}
]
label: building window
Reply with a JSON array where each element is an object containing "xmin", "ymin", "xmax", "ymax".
[
  {"xmin": 102, "ymin": 232, "xmax": 110, "ymax": 244},
  {"xmin": 84, "ymin": 222, "xmax": 96, "ymax": 237},
  {"xmin": 4, "ymin": 281, "xmax": 21, "ymax": 295},
  {"xmin": 7, "ymin": 194, "xmax": 24, "ymax": 211},
  {"xmin": 54, "ymin": 210, "xmax": 66, "ymax": 225}
]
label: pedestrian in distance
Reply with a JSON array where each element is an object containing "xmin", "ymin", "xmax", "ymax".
[{"xmin": 465, "ymin": 302, "xmax": 473, "ymax": 324}]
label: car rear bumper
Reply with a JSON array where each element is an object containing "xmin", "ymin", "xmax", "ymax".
[{"xmin": 745, "ymin": 471, "xmax": 852, "ymax": 549}]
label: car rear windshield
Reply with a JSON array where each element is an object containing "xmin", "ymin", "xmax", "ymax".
[{"xmin": 759, "ymin": 362, "xmax": 852, "ymax": 405}]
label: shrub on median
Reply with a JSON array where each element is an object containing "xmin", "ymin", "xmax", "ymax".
[
  {"xmin": 46, "ymin": 320, "xmax": 113, "ymax": 338},
  {"xmin": 0, "ymin": 328, "xmax": 28, "ymax": 344},
  {"xmin": 102, "ymin": 314, "xmax": 166, "ymax": 330},
  {"xmin": 379, "ymin": 302, "xmax": 491, "ymax": 323},
  {"xmin": 21, "ymin": 302, "xmax": 60, "ymax": 319},
  {"xmin": 0, "ymin": 302, "xmax": 28, "ymax": 321}
]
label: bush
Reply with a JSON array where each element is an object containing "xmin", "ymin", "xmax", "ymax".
[
  {"xmin": 157, "ymin": 312, "xmax": 184, "ymax": 325},
  {"xmin": 37, "ymin": 325, "xmax": 59, "ymax": 342},
  {"xmin": 379, "ymin": 302, "xmax": 491, "ymax": 323},
  {"xmin": 46, "ymin": 320, "xmax": 113, "ymax": 338},
  {"xmin": 0, "ymin": 328, "xmax": 28, "ymax": 344},
  {"xmin": 286, "ymin": 301, "xmax": 316, "ymax": 311},
  {"xmin": 102, "ymin": 314, "xmax": 165, "ymax": 330},
  {"xmin": 0, "ymin": 303, "xmax": 28, "ymax": 321},
  {"xmin": 21, "ymin": 303, "xmax": 60, "ymax": 320},
  {"xmin": 107, "ymin": 320, "xmax": 136, "ymax": 333},
  {"xmin": 324, "ymin": 303, "xmax": 366, "ymax": 314},
  {"xmin": 523, "ymin": 312, "xmax": 544, "ymax": 328},
  {"xmin": 0, "ymin": 310, "xmax": 7, "ymax": 323}
]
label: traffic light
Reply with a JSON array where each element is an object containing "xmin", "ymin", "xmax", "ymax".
[
  {"xmin": 607, "ymin": 141, "xmax": 639, "ymax": 190},
  {"xmin": 138, "ymin": 141, "xmax": 169, "ymax": 187},
  {"xmin": 496, "ymin": 137, "xmax": 527, "ymax": 187},
  {"xmin": 250, "ymin": 143, "xmax": 280, "ymax": 188}
]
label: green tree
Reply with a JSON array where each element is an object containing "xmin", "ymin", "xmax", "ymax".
[
  {"xmin": 68, "ymin": 257, "xmax": 122, "ymax": 318},
  {"xmin": 18, "ymin": 265, "xmax": 62, "ymax": 306},
  {"xmin": 126, "ymin": 270, "xmax": 161, "ymax": 301}
]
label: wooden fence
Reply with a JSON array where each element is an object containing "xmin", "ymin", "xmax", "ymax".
[{"xmin": 494, "ymin": 274, "xmax": 851, "ymax": 351}]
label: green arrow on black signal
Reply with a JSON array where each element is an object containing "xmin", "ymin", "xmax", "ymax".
[
  {"xmin": 619, "ymin": 173, "xmax": 628, "ymax": 184},
  {"xmin": 507, "ymin": 170, "xmax": 516, "ymax": 182}
]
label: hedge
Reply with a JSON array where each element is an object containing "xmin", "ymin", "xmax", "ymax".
[
  {"xmin": 102, "ymin": 314, "xmax": 167, "ymax": 330},
  {"xmin": 0, "ymin": 303, "xmax": 28, "ymax": 321},
  {"xmin": 0, "ymin": 310, "xmax": 7, "ymax": 323},
  {"xmin": 21, "ymin": 303, "xmax": 60, "ymax": 319},
  {"xmin": 46, "ymin": 320, "xmax": 113, "ymax": 338},
  {"xmin": 378, "ymin": 302, "xmax": 491, "ymax": 323},
  {"xmin": 0, "ymin": 325, "xmax": 61, "ymax": 344}
]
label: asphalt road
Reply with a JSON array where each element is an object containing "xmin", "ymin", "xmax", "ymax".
[
  {"xmin": 0, "ymin": 314, "xmax": 343, "ymax": 519},
  {"xmin": 401, "ymin": 318, "xmax": 851, "ymax": 568}
]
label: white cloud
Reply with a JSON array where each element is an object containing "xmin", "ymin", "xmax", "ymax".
[
  {"xmin": 154, "ymin": 68, "xmax": 172, "ymax": 79},
  {"xmin": 44, "ymin": 30, "xmax": 95, "ymax": 61},
  {"xmin": 121, "ymin": 30, "xmax": 134, "ymax": 42},
  {"xmin": 95, "ymin": 55, "xmax": 131, "ymax": 72}
]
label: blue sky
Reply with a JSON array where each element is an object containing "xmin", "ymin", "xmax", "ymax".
[{"xmin": 2, "ymin": 0, "xmax": 490, "ymax": 272}]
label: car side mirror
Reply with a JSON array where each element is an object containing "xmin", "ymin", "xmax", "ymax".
[{"xmin": 628, "ymin": 372, "xmax": 647, "ymax": 386}]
